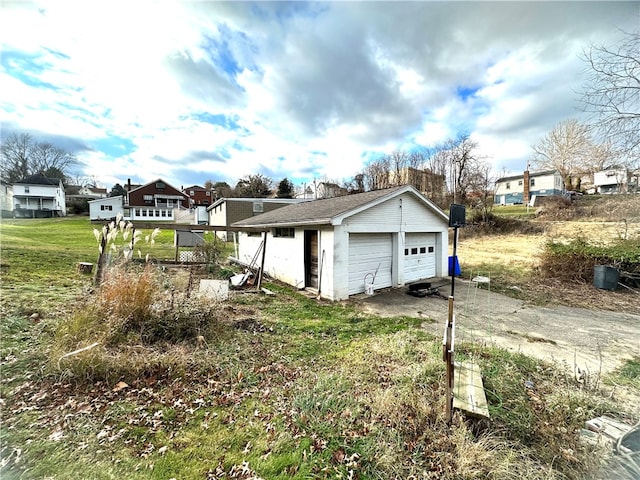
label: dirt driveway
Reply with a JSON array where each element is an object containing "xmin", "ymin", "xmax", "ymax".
[{"xmin": 355, "ymin": 278, "xmax": 640, "ymax": 379}]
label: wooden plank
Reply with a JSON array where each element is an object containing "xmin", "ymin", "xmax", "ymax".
[{"xmin": 453, "ymin": 361, "xmax": 490, "ymax": 418}]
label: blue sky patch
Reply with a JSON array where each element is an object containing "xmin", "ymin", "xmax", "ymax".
[
  {"xmin": 192, "ymin": 112, "xmax": 241, "ymax": 131},
  {"xmin": 456, "ymin": 85, "xmax": 480, "ymax": 102},
  {"xmin": 1, "ymin": 50, "xmax": 59, "ymax": 91},
  {"xmin": 91, "ymin": 137, "xmax": 135, "ymax": 158}
]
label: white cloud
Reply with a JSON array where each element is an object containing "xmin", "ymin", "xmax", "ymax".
[{"xmin": 1, "ymin": 1, "xmax": 638, "ymax": 189}]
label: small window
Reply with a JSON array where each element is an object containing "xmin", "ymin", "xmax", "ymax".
[
  {"xmin": 518, "ymin": 180, "xmax": 523, "ymax": 186},
  {"xmin": 205, "ymin": 191, "xmax": 211, "ymax": 196},
  {"xmin": 143, "ymin": 194, "xmax": 153, "ymax": 203},
  {"xmin": 530, "ymin": 178, "xmax": 536, "ymax": 187},
  {"xmin": 428, "ymin": 246, "xmax": 434, "ymax": 253},
  {"xmin": 506, "ymin": 182, "xmax": 511, "ymax": 190},
  {"xmin": 135, "ymin": 209, "xmax": 141, "ymax": 216},
  {"xmin": 248, "ymin": 231, "xmax": 262, "ymax": 237},
  {"xmin": 142, "ymin": 210, "xmax": 147, "ymax": 217},
  {"xmin": 190, "ymin": 190, "xmax": 195, "ymax": 196},
  {"xmin": 101, "ymin": 205, "xmax": 106, "ymax": 211},
  {"xmin": 274, "ymin": 227, "xmax": 295, "ymax": 238},
  {"xmin": 25, "ymin": 186, "xmax": 30, "ymax": 193},
  {"xmin": 404, "ymin": 248, "xmax": 409, "ymax": 256},
  {"xmin": 156, "ymin": 182, "xmax": 165, "ymax": 190},
  {"xmin": 155, "ymin": 210, "xmax": 160, "ymax": 217},
  {"xmin": 411, "ymin": 248, "xmax": 418, "ymax": 255},
  {"xmin": 419, "ymin": 247, "xmax": 426, "ymax": 254},
  {"xmin": 253, "ymin": 201, "xmax": 264, "ymax": 213},
  {"xmin": 161, "ymin": 210, "xmax": 167, "ymax": 217}
]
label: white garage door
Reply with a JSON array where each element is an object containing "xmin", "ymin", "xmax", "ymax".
[
  {"xmin": 404, "ymin": 233, "xmax": 436, "ymax": 283},
  {"xmin": 348, "ymin": 233, "xmax": 393, "ymax": 295}
]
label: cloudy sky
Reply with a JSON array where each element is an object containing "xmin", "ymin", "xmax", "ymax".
[{"xmin": 1, "ymin": 1, "xmax": 638, "ymax": 191}]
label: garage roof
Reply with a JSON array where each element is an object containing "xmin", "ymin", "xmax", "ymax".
[{"xmin": 232, "ymin": 185, "xmax": 448, "ymax": 228}]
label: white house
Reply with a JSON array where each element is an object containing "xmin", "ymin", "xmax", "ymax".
[
  {"xmin": 88, "ymin": 195, "xmax": 125, "ymax": 221},
  {"xmin": 593, "ymin": 167, "xmax": 639, "ymax": 194},
  {"xmin": 494, "ymin": 170, "xmax": 564, "ymax": 205},
  {"xmin": 12, "ymin": 173, "xmax": 66, "ymax": 217},
  {"xmin": 0, "ymin": 178, "xmax": 13, "ymax": 217},
  {"xmin": 232, "ymin": 185, "xmax": 450, "ymax": 301}
]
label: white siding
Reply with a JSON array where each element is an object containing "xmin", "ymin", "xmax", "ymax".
[{"xmin": 89, "ymin": 197, "xmax": 124, "ymax": 220}]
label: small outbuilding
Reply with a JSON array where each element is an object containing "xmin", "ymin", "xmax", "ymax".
[{"xmin": 232, "ymin": 185, "xmax": 450, "ymax": 300}]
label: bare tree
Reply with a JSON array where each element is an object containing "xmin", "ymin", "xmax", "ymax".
[
  {"xmin": 1, "ymin": 133, "xmax": 32, "ymax": 182},
  {"xmin": 531, "ymin": 119, "xmax": 594, "ymax": 185},
  {"xmin": 1, "ymin": 132, "xmax": 78, "ymax": 182},
  {"xmin": 580, "ymin": 31, "xmax": 640, "ymax": 163}
]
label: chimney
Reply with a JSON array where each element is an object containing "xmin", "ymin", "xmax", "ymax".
[
  {"xmin": 127, "ymin": 178, "xmax": 131, "ymax": 191},
  {"xmin": 523, "ymin": 170, "xmax": 530, "ymax": 205}
]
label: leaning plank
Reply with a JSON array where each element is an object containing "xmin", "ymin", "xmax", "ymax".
[{"xmin": 453, "ymin": 361, "xmax": 490, "ymax": 418}]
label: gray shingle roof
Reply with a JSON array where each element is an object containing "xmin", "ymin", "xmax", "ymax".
[{"xmin": 233, "ymin": 186, "xmax": 419, "ymax": 227}]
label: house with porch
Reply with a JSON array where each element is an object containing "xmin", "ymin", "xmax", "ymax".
[{"xmin": 12, "ymin": 173, "xmax": 66, "ymax": 217}]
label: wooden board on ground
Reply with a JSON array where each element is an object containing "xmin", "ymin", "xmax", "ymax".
[{"xmin": 453, "ymin": 361, "xmax": 490, "ymax": 418}]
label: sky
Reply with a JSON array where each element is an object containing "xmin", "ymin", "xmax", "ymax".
[{"xmin": 1, "ymin": 1, "xmax": 638, "ymax": 192}]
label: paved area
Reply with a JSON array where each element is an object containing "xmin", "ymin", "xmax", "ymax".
[{"xmin": 354, "ymin": 278, "xmax": 640, "ymax": 380}]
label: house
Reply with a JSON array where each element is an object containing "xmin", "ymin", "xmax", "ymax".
[
  {"xmin": 126, "ymin": 178, "xmax": 190, "ymax": 222},
  {"xmin": 390, "ymin": 167, "xmax": 446, "ymax": 201},
  {"xmin": 12, "ymin": 173, "xmax": 66, "ymax": 217},
  {"xmin": 232, "ymin": 185, "xmax": 450, "ymax": 301},
  {"xmin": 494, "ymin": 170, "xmax": 563, "ymax": 205},
  {"xmin": 66, "ymin": 185, "xmax": 108, "ymax": 214},
  {"xmin": 0, "ymin": 177, "xmax": 13, "ymax": 217},
  {"xmin": 88, "ymin": 195, "xmax": 125, "ymax": 221},
  {"xmin": 183, "ymin": 185, "xmax": 215, "ymax": 206},
  {"xmin": 593, "ymin": 167, "xmax": 639, "ymax": 194},
  {"xmin": 207, "ymin": 197, "xmax": 309, "ymax": 240}
]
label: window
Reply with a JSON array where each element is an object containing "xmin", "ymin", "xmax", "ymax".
[
  {"xmin": 411, "ymin": 248, "xmax": 418, "ymax": 255},
  {"xmin": 161, "ymin": 210, "xmax": 167, "ymax": 217},
  {"xmin": 518, "ymin": 180, "xmax": 523, "ymax": 186},
  {"xmin": 428, "ymin": 246, "xmax": 434, "ymax": 253},
  {"xmin": 205, "ymin": 191, "xmax": 210, "ymax": 196},
  {"xmin": 190, "ymin": 190, "xmax": 195, "ymax": 196},
  {"xmin": 25, "ymin": 186, "xmax": 30, "ymax": 193},
  {"xmin": 135, "ymin": 209, "xmax": 141, "ymax": 216},
  {"xmin": 155, "ymin": 210, "xmax": 160, "ymax": 217},
  {"xmin": 100, "ymin": 205, "xmax": 113, "ymax": 211},
  {"xmin": 273, "ymin": 227, "xmax": 295, "ymax": 238},
  {"xmin": 419, "ymin": 247, "xmax": 426, "ymax": 254},
  {"xmin": 248, "ymin": 231, "xmax": 262, "ymax": 237},
  {"xmin": 156, "ymin": 182, "xmax": 165, "ymax": 190},
  {"xmin": 253, "ymin": 201, "xmax": 264, "ymax": 213},
  {"xmin": 506, "ymin": 182, "xmax": 510, "ymax": 190},
  {"xmin": 143, "ymin": 194, "xmax": 153, "ymax": 203},
  {"xmin": 404, "ymin": 248, "xmax": 409, "ymax": 256},
  {"xmin": 530, "ymin": 178, "xmax": 536, "ymax": 187},
  {"xmin": 142, "ymin": 209, "xmax": 147, "ymax": 217}
]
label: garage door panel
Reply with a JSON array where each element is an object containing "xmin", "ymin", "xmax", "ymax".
[
  {"xmin": 404, "ymin": 233, "xmax": 436, "ymax": 283},
  {"xmin": 348, "ymin": 234, "xmax": 392, "ymax": 295}
]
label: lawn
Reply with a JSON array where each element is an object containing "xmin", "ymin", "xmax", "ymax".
[{"xmin": 1, "ymin": 216, "xmax": 637, "ymax": 479}]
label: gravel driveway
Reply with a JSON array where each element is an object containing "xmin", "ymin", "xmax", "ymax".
[{"xmin": 355, "ymin": 278, "xmax": 640, "ymax": 379}]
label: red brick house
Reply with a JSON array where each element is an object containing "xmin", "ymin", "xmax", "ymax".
[
  {"xmin": 126, "ymin": 178, "xmax": 190, "ymax": 221},
  {"xmin": 183, "ymin": 185, "xmax": 214, "ymax": 206}
]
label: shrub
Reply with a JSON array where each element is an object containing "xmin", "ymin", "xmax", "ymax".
[{"xmin": 539, "ymin": 237, "xmax": 640, "ymax": 282}]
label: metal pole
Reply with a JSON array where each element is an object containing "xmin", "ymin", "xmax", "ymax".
[{"xmin": 450, "ymin": 226, "xmax": 458, "ymax": 297}]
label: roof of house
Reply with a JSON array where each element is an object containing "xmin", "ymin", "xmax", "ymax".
[
  {"xmin": 128, "ymin": 178, "xmax": 188, "ymax": 197},
  {"xmin": 15, "ymin": 173, "xmax": 61, "ymax": 186},
  {"xmin": 496, "ymin": 169, "xmax": 559, "ymax": 183},
  {"xmin": 207, "ymin": 197, "xmax": 308, "ymax": 211},
  {"xmin": 233, "ymin": 185, "xmax": 448, "ymax": 228}
]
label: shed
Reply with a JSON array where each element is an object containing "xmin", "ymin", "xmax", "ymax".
[{"xmin": 232, "ymin": 185, "xmax": 449, "ymax": 300}]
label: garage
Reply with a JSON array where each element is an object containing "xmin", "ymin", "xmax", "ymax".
[
  {"xmin": 404, "ymin": 233, "xmax": 436, "ymax": 283},
  {"xmin": 348, "ymin": 233, "xmax": 393, "ymax": 294}
]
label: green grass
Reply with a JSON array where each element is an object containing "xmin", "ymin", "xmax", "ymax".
[{"xmin": 0, "ymin": 217, "xmax": 636, "ymax": 480}]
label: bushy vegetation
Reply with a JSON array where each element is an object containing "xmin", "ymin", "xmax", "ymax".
[
  {"xmin": 539, "ymin": 237, "xmax": 640, "ymax": 283},
  {"xmin": 462, "ymin": 210, "xmax": 545, "ymax": 237}
]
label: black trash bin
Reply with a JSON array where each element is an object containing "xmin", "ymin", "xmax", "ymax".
[{"xmin": 593, "ymin": 265, "xmax": 619, "ymax": 291}]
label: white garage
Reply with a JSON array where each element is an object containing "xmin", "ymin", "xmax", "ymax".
[{"xmin": 233, "ymin": 185, "xmax": 450, "ymax": 301}]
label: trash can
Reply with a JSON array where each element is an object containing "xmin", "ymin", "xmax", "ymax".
[
  {"xmin": 448, "ymin": 256, "xmax": 461, "ymax": 276},
  {"xmin": 593, "ymin": 265, "xmax": 619, "ymax": 291}
]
